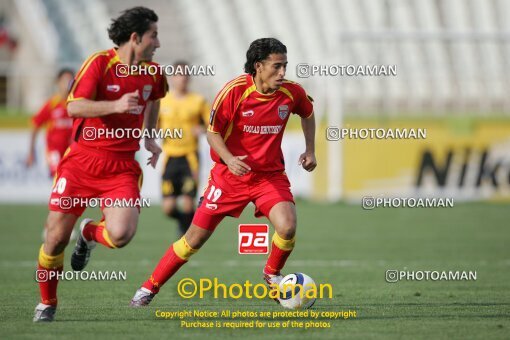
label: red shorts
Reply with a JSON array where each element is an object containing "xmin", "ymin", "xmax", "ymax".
[
  {"xmin": 192, "ymin": 163, "xmax": 294, "ymax": 231},
  {"xmin": 48, "ymin": 143, "xmax": 143, "ymax": 216}
]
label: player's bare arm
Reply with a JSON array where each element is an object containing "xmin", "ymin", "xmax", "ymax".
[
  {"xmin": 67, "ymin": 90, "xmax": 140, "ymax": 118},
  {"xmin": 206, "ymin": 130, "xmax": 251, "ymax": 176},
  {"xmin": 144, "ymin": 99, "xmax": 162, "ymax": 168},
  {"xmin": 25, "ymin": 127, "xmax": 39, "ymax": 167},
  {"xmin": 298, "ymin": 112, "xmax": 317, "ymax": 172}
]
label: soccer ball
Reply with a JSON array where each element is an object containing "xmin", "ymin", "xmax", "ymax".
[{"xmin": 278, "ymin": 273, "xmax": 317, "ymax": 309}]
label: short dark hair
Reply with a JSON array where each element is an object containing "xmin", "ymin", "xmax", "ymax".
[
  {"xmin": 56, "ymin": 68, "xmax": 74, "ymax": 80},
  {"xmin": 107, "ymin": 7, "xmax": 158, "ymax": 46},
  {"xmin": 244, "ymin": 38, "xmax": 287, "ymax": 75}
]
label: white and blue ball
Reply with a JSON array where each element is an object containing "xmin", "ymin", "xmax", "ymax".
[{"xmin": 278, "ymin": 273, "xmax": 316, "ymax": 309}]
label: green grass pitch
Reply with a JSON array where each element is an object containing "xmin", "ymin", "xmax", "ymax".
[{"xmin": 0, "ymin": 201, "xmax": 508, "ymax": 339}]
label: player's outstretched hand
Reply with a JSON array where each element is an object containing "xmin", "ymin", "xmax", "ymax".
[
  {"xmin": 298, "ymin": 151, "xmax": 317, "ymax": 172},
  {"xmin": 226, "ymin": 155, "xmax": 251, "ymax": 176},
  {"xmin": 145, "ymin": 138, "xmax": 161, "ymax": 168},
  {"xmin": 115, "ymin": 90, "xmax": 139, "ymax": 113}
]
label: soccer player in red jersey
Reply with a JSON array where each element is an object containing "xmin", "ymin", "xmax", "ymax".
[
  {"xmin": 33, "ymin": 7, "xmax": 167, "ymax": 322},
  {"xmin": 130, "ymin": 38, "xmax": 317, "ymax": 306},
  {"xmin": 26, "ymin": 69, "xmax": 74, "ymax": 177}
]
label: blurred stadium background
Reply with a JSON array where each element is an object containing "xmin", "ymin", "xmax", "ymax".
[{"xmin": 1, "ymin": 0, "xmax": 510, "ymax": 204}]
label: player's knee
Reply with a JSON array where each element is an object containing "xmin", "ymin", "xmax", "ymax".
[
  {"xmin": 277, "ymin": 216, "xmax": 297, "ymax": 239},
  {"xmin": 181, "ymin": 196, "xmax": 194, "ymax": 214},
  {"xmin": 106, "ymin": 226, "xmax": 136, "ymax": 248},
  {"xmin": 107, "ymin": 233, "xmax": 131, "ymax": 248},
  {"xmin": 162, "ymin": 200, "xmax": 177, "ymax": 218},
  {"xmin": 162, "ymin": 204, "xmax": 175, "ymax": 217},
  {"xmin": 111, "ymin": 238, "xmax": 129, "ymax": 248}
]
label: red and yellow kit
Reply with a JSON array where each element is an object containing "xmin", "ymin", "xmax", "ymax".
[
  {"xmin": 208, "ymin": 74, "xmax": 313, "ymax": 172},
  {"xmin": 32, "ymin": 94, "xmax": 73, "ymax": 174},
  {"xmin": 194, "ymin": 74, "xmax": 314, "ymax": 230},
  {"xmin": 49, "ymin": 48, "xmax": 167, "ymax": 216},
  {"xmin": 68, "ymin": 48, "xmax": 167, "ymax": 152}
]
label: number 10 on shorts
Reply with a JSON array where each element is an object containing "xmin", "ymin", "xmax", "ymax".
[{"xmin": 238, "ymin": 224, "xmax": 269, "ymax": 254}]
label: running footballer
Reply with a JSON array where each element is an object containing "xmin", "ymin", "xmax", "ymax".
[
  {"xmin": 33, "ymin": 7, "xmax": 167, "ymax": 322},
  {"xmin": 131, "ymin": 38, "xmax": 316, "ymax": 306}
]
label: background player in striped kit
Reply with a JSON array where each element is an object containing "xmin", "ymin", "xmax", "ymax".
[{"xmin": 159, "ymin": 61, "xmax": 210, "ymax": 236}]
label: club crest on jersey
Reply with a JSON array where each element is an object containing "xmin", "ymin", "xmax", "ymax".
[
  {"xmin": 278, "ymin": 105, "xmax": 289, "ymax": 120},
  {"xmin": 142, "ymin": 85, "xmax": 152, "ymax": 101}
]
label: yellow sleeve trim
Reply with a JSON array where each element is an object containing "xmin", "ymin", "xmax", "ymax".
[
  {"xmin": 207, "ymin": 126, "xmax": 220, "ymax": 134},
  {"xmin": 66, "ymin": 97, "xmax": 87, "ymax": 103}
]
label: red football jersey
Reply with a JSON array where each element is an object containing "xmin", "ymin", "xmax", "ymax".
[
  {"xmin": 32, "ymin": 94, "xmax": 73, "ymax": 153},
  {"xmin": 208, "ymin": 74, "xmax": 313, "ymax": 172},
  {"xmin": 67, "ymin": 48, "xmax": 168, "ymax": 152}
]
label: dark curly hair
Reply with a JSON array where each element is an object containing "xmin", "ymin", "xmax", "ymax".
[
  {"xmin": 107, "ymin": 7, "xmax": 158, "ymax": 46},
  {"xmin": 244, "ymin": 38, "xmax": 287, "ymax": 76}
]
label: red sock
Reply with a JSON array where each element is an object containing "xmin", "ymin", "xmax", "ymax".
[
  {"xmin": 37, "ymin": 264, "xmax": 62, "ymax": 305},
  {"xmin": 264, "ymin": 241, "xmax": 293, "ymax": 275},
  {"xmin": 142, "ymin": 245, "xmax": 187, "ymax": 293},
  {"xmin": 82, "ymin": 221, "xmax": 116, "ymax": 248},
  {"xmin": 37, "ymin": 245, "xmax": 64, "ymax": 306}
]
